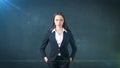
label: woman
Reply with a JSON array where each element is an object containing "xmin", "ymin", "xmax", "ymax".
[{"xmin": 40, "ymin": 12, "xmax": 77, "ymax": 68}]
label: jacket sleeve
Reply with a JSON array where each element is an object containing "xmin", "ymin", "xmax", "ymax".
[
  {"xmin": 40, "ymin": 30, "xmax": 50, "ymax": 59},
  {"xmin": 69, "ymin": 31, "xmax": 77, "ymax": 60}
]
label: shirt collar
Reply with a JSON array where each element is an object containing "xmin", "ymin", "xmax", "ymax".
[{"xmin": 51, "ymin": 28, "xmax": 67, "ymax": 33}]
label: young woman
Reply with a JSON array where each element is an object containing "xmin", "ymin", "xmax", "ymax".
[{"xmin": 40, "ymin": 12, "xmax": 77, "ymax": 68}]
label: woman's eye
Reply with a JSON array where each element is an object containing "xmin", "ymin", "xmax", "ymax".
[
  {"xmin": 55, "ymin": 19, "xmax": 63, "ymax": 21},
  {"xmin": 56, "ymin": 19, "xmax": 58, "ymax": 21},
  {"xmin": 60, "ymin": 19, "xmax": 63, "ymax": 21}
]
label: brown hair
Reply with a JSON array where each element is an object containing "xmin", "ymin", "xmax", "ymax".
[{"xmin": 51, "ymin": 12, "xmax": 70, "ymax": 31}]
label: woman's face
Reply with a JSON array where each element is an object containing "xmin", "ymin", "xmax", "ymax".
[{"xmin": 54, "ymin": 15, "xmax": 64, "ymax": 27}]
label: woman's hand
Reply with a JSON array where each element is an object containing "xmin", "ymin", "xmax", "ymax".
[
  {"xmin": 44, "ymin": 57, "xmax": 48, "ymax": 63},
  {"xmin": 70, "ymin": 57, "xmax": 72, "ymax": 62}
]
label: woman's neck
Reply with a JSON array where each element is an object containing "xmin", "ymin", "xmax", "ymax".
[{"xmin": 55, "ymin": 26, "xmax": 63, "ymax": 33}]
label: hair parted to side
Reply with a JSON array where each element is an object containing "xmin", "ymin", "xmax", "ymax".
[{"xmin": 51, "ymin": 12, "xmax": 70, "ymax": 31}]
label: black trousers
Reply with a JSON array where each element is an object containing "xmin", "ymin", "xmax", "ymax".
[{"xmin": 47, "ymin": 56, "xmax": 70, "ymax": 68}]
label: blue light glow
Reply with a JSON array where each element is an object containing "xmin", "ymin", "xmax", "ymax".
[
  {"xmin": 0, "ymin": 0, "xmax": 4, "ymax": 2},
  {"xmin": 0, "ymin": 0, "xmax": 11, "ymax": 8},
  {"xmin": 0, "ymin": 0, "xmax": 5, "ymax": 5},
  {"xmin": 0, "ymin": 0, "xmax": 20, "ymax": 10},
  {"xmin": 0, "ymin": 0, "xmax": 26, "ymax": 15}
]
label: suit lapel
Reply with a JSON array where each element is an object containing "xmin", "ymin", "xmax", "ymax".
[
  {"xmin": 52, "ymin": 32, "xmax": 58, "ymax": 46},
  {"xmin": 52, "ymin": 31, "xmax": 67, "ymax": 47},
  {"xmin": 61, "ymin": 31, "xmax": 66, "ymax": 47}
]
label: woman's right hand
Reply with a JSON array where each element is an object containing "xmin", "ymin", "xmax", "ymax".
[{"xmin": 44, "ymin": 57, "xmax": 48, "ymax": 63}]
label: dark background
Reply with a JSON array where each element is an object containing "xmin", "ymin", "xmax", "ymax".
[{"xmin": 0, "ymin": 0, "xmax": 120, "ymax": 68}]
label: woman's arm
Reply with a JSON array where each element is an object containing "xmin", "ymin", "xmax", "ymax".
[
  {"xmin": 69, "ymin": 31, "xmax": 77, "ymax": 61},
  {"xmin": 40, "ymin": 30, "xmax": 50, "ymax": 60}
]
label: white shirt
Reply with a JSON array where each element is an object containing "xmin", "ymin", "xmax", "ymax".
[
  {"xmin": 55, "ymin": 31, "xmax": 63, "ymax": 47},
  {"xmin": 52, "ymin": 28, "xmax": 67, "ymax": 56}
]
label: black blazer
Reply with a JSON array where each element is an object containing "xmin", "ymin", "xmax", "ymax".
[{"xmin": 40, "ymin": 29, "xmax": 77, "ymax": 61}]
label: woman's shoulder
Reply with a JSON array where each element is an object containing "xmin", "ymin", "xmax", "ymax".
[{"xmin": 65, "ymin": 28, "xmax": 72, "ymax": 33}]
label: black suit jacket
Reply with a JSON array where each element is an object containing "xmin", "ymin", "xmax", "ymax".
[{"xmin": 40, "ymin": 29, "xmax": 77, "ymax": 61}]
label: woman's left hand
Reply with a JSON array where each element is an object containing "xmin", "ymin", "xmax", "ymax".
[{"xmin": 70, "ymin": 57, "xmax": 72, "ymax": 62}]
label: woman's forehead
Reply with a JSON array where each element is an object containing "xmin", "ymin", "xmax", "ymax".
[{"xmin": 55, "ymin": 15, "xmax": 63, "ymax": 19}]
